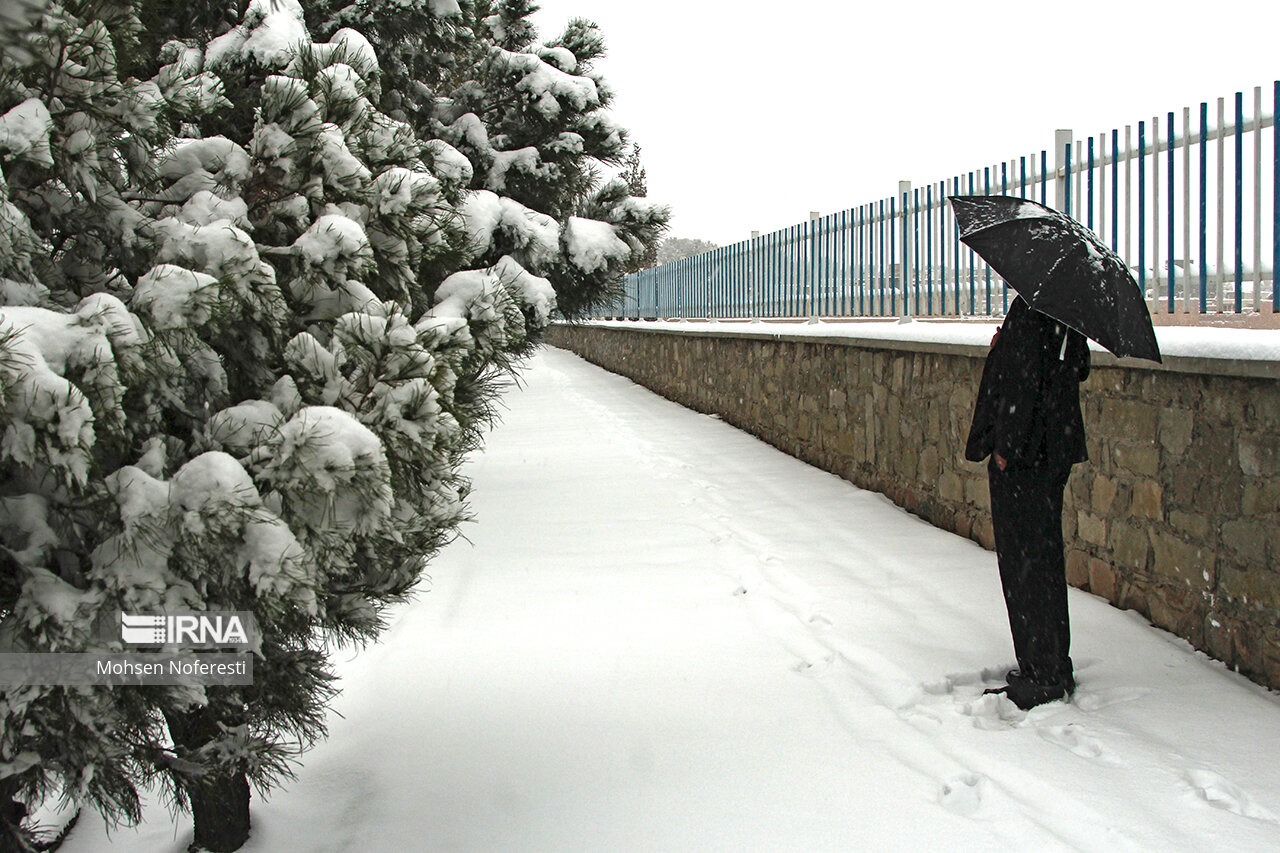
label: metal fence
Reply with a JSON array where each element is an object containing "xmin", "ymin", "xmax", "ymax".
[{"xmin": 607, "ymin": 83, "xmax": 1278, "ymax": 321}]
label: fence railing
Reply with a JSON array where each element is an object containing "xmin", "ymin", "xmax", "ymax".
[{"xmin": 606, "ymin": 83, "xmax": 1278, "ymax": 321}]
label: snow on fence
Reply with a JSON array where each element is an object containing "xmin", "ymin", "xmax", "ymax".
[{"xmin": 609, "ymin": 83, "xmax": 1279, "ymax": 321}]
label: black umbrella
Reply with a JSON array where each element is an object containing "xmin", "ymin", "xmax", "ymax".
[{"xmin": 948, "ymin": 195, "xmax": 1161, "ymax": 363}]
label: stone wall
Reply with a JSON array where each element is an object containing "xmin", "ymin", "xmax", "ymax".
[{"xmin": 547, "ymin": 321, "xmax": 1280, "ymax": 690}]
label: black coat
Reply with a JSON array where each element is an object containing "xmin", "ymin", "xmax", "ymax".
[{"xmin": 965, "ymin": 296, "xmax": 1090, "ymax": 470}]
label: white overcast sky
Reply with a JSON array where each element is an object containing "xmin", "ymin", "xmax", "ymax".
[{"xmin": 530, "ymin": 0, "xmax": 1278, "ymax": 246}]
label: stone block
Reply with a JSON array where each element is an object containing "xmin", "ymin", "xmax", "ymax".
[
  {"xmin": 1077, "ymin": 511, "xmax": 1108, "ymax": 547},
  {"xmin": 972, "ymin": 517, "xmax": 995, "ymax": 551},
  {"xmin": 938, "ymin": 472, "xmax": 964, "ymax": 503},
  {"xmin": 1248, "ymin": 386, "xmax": 1280, "ymax": 427},
  {"xmin": 1218, "ymin": 564, "xmax": 1280, "ymax": 611},
  {"xmin": 1242, "ymin": 480, "xmax": 1280, "ymax": 516},
  {"xmin": 1169, "ymin": 510, "xmax": 1210, "ymax": 542},
  {"xmin": 1188, "ymin": 424, "xmax": 1234, "ymax": 471},
  {"xmin": 1130, "ymin": 479, "xmax": 1163, "ymax": 520},
  {"xmin": 1230, "ymin": 620, "xmax": 1264, "ymax": 680},
  {"xmin": 1238, "ymin": 431, "xmax": 1280, "ymax": 478},
  {"xmin": 1205, "ymin": 386, "xmax": 1248, "ymax": 426},
  {"xmin": 1150, "ymin": 530, "xmax": 1213, "ymax": 586},
  {"xmin": 1089, "ymin": 558, "xmax": 1117, "ymax": 602},
  {"xmin": 1117, "ymin": 579, "xmax": 1150, "ymax": 620},
  {"xmin": 1221, "ymin": 519, "xmax": 1268, "ymax": 565},
  {"xmin": 1159, "ymin": 409, "xmax": 1195, "ymax": 456},
  {"xmin": 1109, "ymin": 522, "xmax": 1150, "ymax": 569},
  {"xmin": 1147, "ymin": 584, "xmax": 1203, "ymax": 643},
  {"xmin": 1100, "ymin": 398, "xmax": 1160, "ymax": 441},
  {"xmin": 1112, "ymin": 443, "xmax": 1160, "ymax": 477},
  {"xmin": 1069, "ymin": 468, "xmax": 1090, "ymax": 504},
  {"xmin": 1066, "ymin": 549, "xmax": 1090, "ymax": 588},
  {"xmin": 1204, "ymin": 612, "xmax": 1234, "ymax": 662},
  {"xmin": 918, "ymin": 445, "xmax": 940, "ymax": 483},
  {"xmin": 1092, "ymin": 474, "xmax": 1119, "ymax": 514},
  {"xmin": 964, "ymin": 476, "xmax": 991, "ymax": 511}
]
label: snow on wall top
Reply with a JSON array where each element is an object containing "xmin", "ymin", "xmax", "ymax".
[{"xmin": 582, "ymin": 319, "xmax": 1280, "ymax": 366}]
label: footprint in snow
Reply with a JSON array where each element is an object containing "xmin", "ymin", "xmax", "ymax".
[
  {"xmin": 792, "ymin": 653, "xmax": 836, "ymax": 675},
  {"xmin": 938, "ymin": 773, "xmax": 984, "ymax": 816},
  {"xmin": 920, "ymin": 666, "xmax": 1012, "ymax": 697},
  {"xmin": 1183, "ymin": 769, "xmax": 1280, "ymax": 822},
  {"xmin": 1038, "ymin": 724, "xmax": 1123, "ymax": 766},
  {"xmin": 959, "ymin": 692, "xmax": 1028, "ymax": 729}
]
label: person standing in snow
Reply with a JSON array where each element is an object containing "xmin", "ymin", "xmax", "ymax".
[{"xmin": 965, "ymin": 295, "xmax": 1090, "ymax": 710}]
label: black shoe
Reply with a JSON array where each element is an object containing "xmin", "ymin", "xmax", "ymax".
[{"xmin": 983, "ymin": 670, "xmax": 1075, "ymax": 710}]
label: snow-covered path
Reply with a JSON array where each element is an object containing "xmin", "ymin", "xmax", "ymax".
[{"xmin": 68, "ymin": 346, "xmax": 1280, "ymax": 852}]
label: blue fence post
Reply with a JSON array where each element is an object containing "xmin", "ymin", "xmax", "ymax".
[
  {"xmin": 806, "ymin": 216, "xmax": 815, "ymax": 317},
  {"xmin": 862, "ymin": 204, "xmax": 869, "ymax": 316},
  {"xmin": 792, "ymin": 224, "xmax": 800, "ymax": 316},
  {"xmin": 938, "ymin": 182, "xmax": 946, "ymax": 315},
  {"xmin": 839, "ymin": 209, "xmax": 848, "ymax": 316},
  {"xmin": 1087, "ymin": 137, "xmax": 1095, "ymax": 229},
  {"xmin": 984, "ymin": 166, "xmax": 992, "ymax": 314},
  {"xmin": 912, "ymin": 188, "xmax": 920, "ymax": 315},
  {"xmin": 1234, "ymin": 90, "xmax": 1244, "ymax": 313},
  {"xmin": 830, "ymin": 214, "xmax": 838, "ymax": 316},
  {"xmin": 925, "ymin": 185, "xmax": 933, "ymax": 315},
  {"xmin": 705, "ymin": 249, "xmax": 712, "ymax": 318},
  {"xmin": 702, "ymin": 250, "xmax": 708, "ymax": 317},
  {"xmin": 716, "ymin": 246, "xmax": 723, "ymax": 318},
  {"xmin": 1274, "ymin": 80, "xmax": 1279, "ymax": 313},
  {"xmin": 720, "ymin": 245, "xmax": 727, "ymax": 317},
  {"xmin": 797, "ymin": 223, "xmax": 804, "ymax": 316},
  {"xmin": 779, "ymin": 227, "xmax": 786, "ymax": 317},
  {"xmin": 689, "ymin": 253, "xmax": 695, "ymax": 318},
  {"xmin": 1111, "ymin": 128, "xmax": 1120, "ymax": 252},
  {"xmin": 1200, "ymin": 101, "xmax": 1209, "ymax": 312},
  {"xmin": 1065, "ymin": 142, "xmax": 1072, "ymax": 218},
  {"xmin": 765, "ymin": 231, "xmax": 772, "ymax": 318},
  {"xmin": 773, "ymin": 225, "xmax": 783, "ymax": 315},
  {"xmin": 954, "ymin": 176, "xmax": 962, "ymax": 314},
  {"xmin": 695, "ymin": 252, "xmax": 701, "ymax": 317},
  {"xmin": 878, "ymin": 199, "xmax": 886, "ymax": 316},
  {"xmin": 891, "ymin": 194, "xmax": 899, "ymax": 316},
  {"xmin": 857, "ymin": 205, "xmax": 864, "ymax": 316},
  {"xmin": 968, "ymin": 171, "xmax": 976, "ymax": 313},
  {"xmin": 1040, "ymin": 150, "xmax": 1047, "ymax": 205},
  {"xmin": 692, "ymin": 252, "xmax": 699, "ymax": 317},
  {"xmin": 831, "ymin": 213, "xmax": 839, "ymax": 316}
]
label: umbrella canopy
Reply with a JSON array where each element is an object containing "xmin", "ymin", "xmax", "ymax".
[{"xmin": 948, "ymin": 195, "xmax": 1161, "ymax": 363}]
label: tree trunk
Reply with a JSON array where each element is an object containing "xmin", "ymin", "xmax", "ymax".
[
  {"xmin": 0, "ymin": 774, "xmax": 32, "ymax": 852},
  {"xmin": 188, "ymin": 771, "xmax": 250, "ymax": 853},
  {"xmin": 164, "ymin": 706, "xmax": 251, "ymax": 853}
]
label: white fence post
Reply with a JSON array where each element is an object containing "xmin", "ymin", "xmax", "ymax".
[
  {"xmin": 898, "ymin": 181, "xmax": 912, "ymax": 319},
  {"xmin": 1054, "ymin": 129, "xmax": 1073, "ymax": 213}
]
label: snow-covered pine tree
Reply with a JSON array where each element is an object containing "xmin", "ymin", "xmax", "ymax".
[
  {"xmin": 312, "ymin": 1, "xmax": 670, "ymax": 319},
  {"xmin": 1, "ymin": 1, "xmax": 554, "ymax": 849},
  {"xmin": 3, "ymin": 1, "xmax": 664, "ymax": 849},
  {"xmin": 0, "ymin": 3, "xmax": 181, "ymax": 849}
]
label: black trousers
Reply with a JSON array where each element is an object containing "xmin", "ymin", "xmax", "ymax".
[{"xmin": 988, "ymin": 460, "xmax": 1073, "ymax": 683}]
